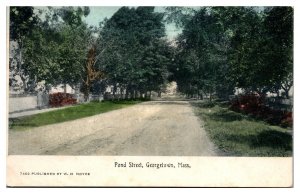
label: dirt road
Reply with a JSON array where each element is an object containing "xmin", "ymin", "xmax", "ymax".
[{"xmin": 8, "ymin": 101, "xmax": 218, "ymax": 156}]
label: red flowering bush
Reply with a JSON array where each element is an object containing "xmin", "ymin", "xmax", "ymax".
[
  {"xmin": 231, "ymin": 93, "xmax": 264, "ymax": 113},
  {"xmin": 281, "ymin": 112, "xmax": 293, "ymax": 128},
  {"xmin": 49, "ymin": 92, "xmax": 77, "ymax": 107},
  {"xmin": 230, "ymin": 93, "xmax": 293, "ymax": 128}
]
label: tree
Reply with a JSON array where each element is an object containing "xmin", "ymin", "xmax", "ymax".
[
  {"xmin": 263, "ymin": 7, "xmax": 293, "ymax": 98},
  {"xmin": 81, "ymin": 46, "xmax": 105, "ymax": 101},
  {"xmin": 225, "ymin": 7, "xmax": 270, "ymax": 94},
  {"xmin": 226, "ymin": 7, "xmax": 293, "ymax": 97},
  {"xmin": 98, "ymin": 6, "xmax": 169, "ymax": 99},
  {"xmin": 9, "ymin": 6, "xmax": 38, "ymax": 92},
  {"xmin": 21, "ymin": 7, "xmax": 92, "ymax": 93},
  {"xmin": 171, "ymin": 8, "xmax": 234, "ymax": 100},
  {"xmin": 138, "ymin": 39, "xmax": 171, "ymax": 96},
  {"xmin": 168, "ymin": 7, "xmax": 293, "ymax": 100}
]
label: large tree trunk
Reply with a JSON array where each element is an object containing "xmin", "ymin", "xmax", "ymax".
[
  {"xmin": 18, "ymin": 41, "xmax": 28, "ymax": 93},
  {"xmin": 20, "ymin": 75, "xmax": 27, "ymax": 93},
  {"xmin": 283, "ymin": 88, "xmax": 290, "ymax": 99},
  {"xmin": 82, "ymin": 46, "xmax": 105, "ymax": 102},
  {"xmin": 125, "ymin": 88, "xmax": 129, "ymax": 100},
  {"xmin": 64, "ymin": 83, "xmax": 67, "ymax": 94},
  {"xmin": 130, "ymin": 90, "xmax": 134, "ymax": 100},
  {"xmin": 134, "ymin": 90, "xmax": 138, "ymax": 99},
  {"xmin": 282, "ymin": 83, "xmax": 292, "ymax": 99},
  {"xmin": 139, "ymin": 91, "xmax": 143, "ymax": 99},
  {"xmin": 83, "ymin": 82, "xmax": 91, "ymax": 102},
  {"xmin": 120, "ymin": 87, "xmax": 124, "ymax": 100},
  {"xmin": 112, "ymin": 84, "xmax": 116, "ymax": 100},
  {"xmin": 158, "ymin": 90, "xmax": 161, "ymax": 98}
]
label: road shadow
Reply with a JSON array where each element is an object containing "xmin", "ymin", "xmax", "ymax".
[
  {"xmin": 251, "ymin": 130, "xmax": 292, "ymax": 149},
  {"xmin": 191, "ymin": 101, "xmax": 252, "ymax": 122},
  {"xmin": 143, "ymin": 101, "xmax": 190, "ymax": 106},
  {"xmin": 223, "ymin": 130, "xmax": 292, "ymax": 154},
  {"xmin": 209, "ymin": 109, "xmax": 245, "ymax": 122},
  {"xmin": 190, "ymin": 101, "xmax": 216, "ymax": 108}
]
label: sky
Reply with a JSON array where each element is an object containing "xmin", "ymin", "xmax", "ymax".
[{"xmin": 83, "ymin": 6, "xmax": 182, "ymax": 40}]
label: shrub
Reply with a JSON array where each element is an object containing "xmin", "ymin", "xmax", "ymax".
[
  {"xmin": 230, "ymin": 93, "xmax": 293, "ymax": 128},
  {"xmin": 49, "ymin": 92, "xmax": 77, "ymax": 107},
  {"xmin": 281, "ymin": 112, "xmax": 293, "ymax": 128}
]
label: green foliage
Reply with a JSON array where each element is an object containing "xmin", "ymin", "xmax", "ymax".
[
  {"xmin": 263, "ymin": 7, "xmax": 293, "ymax": 95},
  {"xmin": 193, "ymin": 101, "xmax": 292, "ymax": 156},
  {"xmin": 10, "ymin": 100, "xmax": 141, "ymax": 130},
  {"xmin": 10, "ymin": 6, "xmax": 293, "ymax": 100},
  {"xmin": 10, "ymin": 6, "xmax": 38, "ymax": 42},
  {"xmin": 213, "ymin": 7, "xmax": 293, "ymax": 95},
  {"xmin": 164, "ymin": 7, "xmax": 196, "ymax": 28},
  {"xmin": 173, "ymin": 8, "xmax": 234, "ymax": 99},
  {"xmin": 168, "ymin": 7, "xmax": 293, "ymax": 99},
  {"xmin": 21, "ymin": 7, "xmax": 92, "ymax": 88},
  {"xmin": 97, "ymin": 6, "xmax": 171, "ymax": 98},
  {"xmin": 9, "ymin": 7, "xmax": 39, "ymax": 92},
  {"xmin": 225, "ymin": 8, "xmax": 269, "ymax": 91},
  {"xmin": 56, "ymin": 6, "xmax": 90, "ymax": 26}
]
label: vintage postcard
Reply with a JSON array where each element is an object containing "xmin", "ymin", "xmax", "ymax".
[{"xmin": 6, "ymin": 5, "xmax": 293, "ymax": 187}]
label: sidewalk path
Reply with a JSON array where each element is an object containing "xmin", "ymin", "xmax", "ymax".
[{"xmin": 9, "ymin": 106, "xmax": 72, "ymax": 118}]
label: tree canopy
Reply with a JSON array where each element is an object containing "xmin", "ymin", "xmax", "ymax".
[
  {"xmin": 168, "ymin": 6, "xmax": 293, "ymax": 99},
  {"xmin": 97, "ymin": 6, "xmax": 171, "ymax": 99},
  {"xmin": 15, "ymin": 7, "xmax": 93, "ymax": 92},
  {"xmin": 9, "ymin": 6, "xmax": 293, "ymax": 101}
]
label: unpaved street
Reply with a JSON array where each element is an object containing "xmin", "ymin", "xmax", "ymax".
[{"xmin": 8, "ymin": 101, "xmax": 218, "ymax": 156}]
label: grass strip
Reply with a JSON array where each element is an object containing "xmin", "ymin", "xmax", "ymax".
[
  {"xmin": 10, "ymin": 100, "xmax": 141, "ymax": 130},
  {"xmin": 192, "ymin": 101, "xmax": 292, "ymax": 157}
]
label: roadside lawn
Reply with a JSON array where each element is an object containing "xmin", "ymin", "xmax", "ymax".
[
  {"xmin": 10, "ymin": 100, "xmax": 142, "ymax": 130},
  {"xmin": 192, "ymin": 101, "xmax": 292, "ymax": 157}
]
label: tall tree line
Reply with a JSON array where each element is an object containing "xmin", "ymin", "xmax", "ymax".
[
  {"xmin": 9, "ymin": 6, "xmax": 293, "ymax": 101},
  {"xmin": 10, "ymin": 6, "xmax": 93, "ymax": 94},
  {"xmin": 96, "ymin": 6, "xmax": 172, "ymax": 99},
  {"xmin": 9, "ymin": 6, "xmax": 172, "ymax": 100},
  {"xmin": 167, "ymin": 7, "xmax": 293, "ymax": 100}
]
